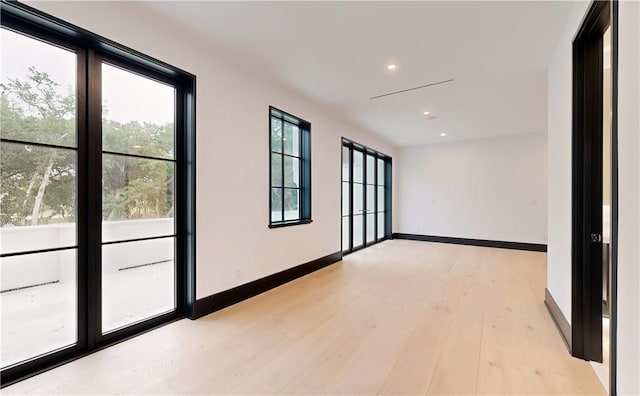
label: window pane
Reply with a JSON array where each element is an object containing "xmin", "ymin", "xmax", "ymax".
[
  {"xmin": 342, "ymin": 182, "xmax": 350, "ymax": 216},
  {"xmin": 271, "ymin": 188, "xmax": 283, "ymax": 222},
  {"xmin": 101, "ymin": 63, "xmax": 175, "ymax": 160},
  {"xmin": 1, "ymin": 28, "xmax": 77, "ymax": 148},
  {"xmin": 377, "ymin": 158, "xmax": 385, "ymax": 186},
  {"xmin": 284, "ymin": 188, "xmax": 300, "ymax": 221},
  {"xmin": 378, "ymin": 186, "xmax": 385, "ymax": 212},
  {"xmin": 283, "ymin": 122, "xmax": 299, "ymax": 156},
  {"xmin": 353, "ymin": 214, "xmax": 364, "ymax": 248},
  {"xmin": 366, "ymin": 213, "xmax": 375, "ymax": 243},
  {"xmin": 342, "ymin": 216, "xmax": 350, "ymax": 251},
  {"xmin": 284, "ymin": 156, "xmax": 300, "ymax": 188},
  {"xmin": 378, "ymin": 212, "xmax": 386, "ymax": 239},
  {"xmin": 366, "ymin": 154, "xmax": 375, "ymax": 184},
  {"xmin": 353, "ymin": 150, "xmax": 364, "ymax": 183},
  {"xmin": 271, "ymin": 117, "xmax": 282, "ymax": 153},
  {"xmin": 102, "ymin": 154, "xmax": 174, "ymax": 242},
  {"xmin": 1, "ymin": 249, "xmax": 77, "ymax": 368},
  {"xmin": 366, "ymin": 185, "xmax": 375, "ymax": 212},
  {"xmin": 342, "ymin": 146, "xmax": 350, "ymax": 181},
  {"xmin": 271, "ymin": 154, "xmax": 282, "ymax": 186},
  {"xmin": 102, "ymin": 238, "xmax": 175, "ymax": 333},
  {"xmin": 0, "ymin": 143, "xmax": 77, "ymax": 254},
  {"xmin": 354, "ymin": 183, "xmax": 364, "ymax": 215},
  {"xmin": 283, "ymin": 114, "xmax": 298, "ymax": 124}
]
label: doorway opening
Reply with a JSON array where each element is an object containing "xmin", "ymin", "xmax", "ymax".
[{"xmin": 571, "ymin": 0, "xmax": 618, "ymax": 393}]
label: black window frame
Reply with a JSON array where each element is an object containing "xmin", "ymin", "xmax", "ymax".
[
  {"xmin": 0, "ymin": 1, "xmax": 196, "ymax": 386},
  {"xmin": 268, "ymin": 106, "xmax": 311, "ymax": 228}
]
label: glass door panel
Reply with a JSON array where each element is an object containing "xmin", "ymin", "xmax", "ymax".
[
  {"xmin": 353, "ymin": 151, "xmax": 363, "ymax": 183},
  {"xmin": 341, "ymin": 182, "xmax": 351, "ymax": 249},
  {"xmin": 353, "ymin": 215, "xmax": 364, "ymax": 249},
  {"xmin": 342, "ymin": 141, "xmax": 390, "ymax": 253},
  {"xmin": 366, "ymin": 213, "xmax": 375, "ymax": 243},
  {"xmin": 377, "ymin": 158, "xmax": 385, "ymax": 186},
  {"xmin": 376, "ymin": 158, "xmax": 386, "ymax": 242},
  {"xmin": 102, "ymin": 238, "xmax": 175, "ymax": 332},
  {"xmin": 342, "ymin": 216, "xmax": 350, "ymax": 252},
  {"xmin": 354, "ymin": 184, "xmax": 364, "ymax": 216},
  {"xmin": 342, "ymin": 147, "xmax": 350, "ymax": 181},
  {"xmin": 366, "ymin": 154, "xmax": 375, "ymax": 184},
  {"xmin": 0, "ymin": 27, "xmax": 79, "ymax": 368},
  {"xmin": 100, "ymin": 62, "xmax": 177, "ymax": 334},
  {"xmin": 377, "ymin": 186, "xmax": 385, "ymax": 212},
  {"xmin": 377, "ymin": 212, "xmax": 386, "ymax": 239},
  {"xmin": 366, "ymin": 185, "xmax": 375, "ymax": 213},
  {"xmin": 365, "ymin": 154, "xmax": 376, "ymax": 244},
  {"xmin": 341, "ymin": 147, "xmax": 350, "ymax": 252}
]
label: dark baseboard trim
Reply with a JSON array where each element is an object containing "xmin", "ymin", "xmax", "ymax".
[
  {"xmin": 545, "ymin": 288, "xmax": 572, "ymax": 352},
  {"xmin": 392, "ymin": 233, "xmax": 547, "ymax": 252},
  {"xmin": 192, "ymin": 251, "xmax": 342, "ymax": 319}
]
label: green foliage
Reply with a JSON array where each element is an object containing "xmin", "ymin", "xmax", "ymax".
[{"xmin": 1, "ymin": 67, "xmax": 174, "ymax": 227}]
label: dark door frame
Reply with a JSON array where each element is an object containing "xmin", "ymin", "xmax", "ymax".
[{"xmin": 571, "ymin": 0, "xmax": 618, "ymax": 393}]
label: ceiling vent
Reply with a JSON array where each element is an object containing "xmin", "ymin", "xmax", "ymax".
[{"xmin": 369, "ymin": 79, "xmax": 454, "ymax": 100}]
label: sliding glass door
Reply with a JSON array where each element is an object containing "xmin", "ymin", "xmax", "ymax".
[
  {"xmin": 341, "ymin": 139, "xmax": 391, "ymax": 254},
  {"xmin": 0, "ymin": 5, "xmax": 194, "ymax": 384},
  {"xmin": 100, "ymin": 62, "xmax": 177, "ymax": 334},
  {"xmin": 1, "ymin": 27, "xmax": 80, "ymax": 370}
]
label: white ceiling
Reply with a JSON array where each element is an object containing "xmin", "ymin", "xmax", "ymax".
[{"xmin": 143, "ymin": 1, "xmax": 577, "ymax": 147}]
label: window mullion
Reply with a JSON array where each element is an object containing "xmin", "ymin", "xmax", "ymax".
[
  {"xmin": 349, "ymin": 146, "xmax": 354, "ymax": 252},
  {"xmin": 86, "ymin": 49, "xmax": 103, "ymax": 350},
  {"xmin": 298, "ymin": 128, "xmax": 302, "ymax": 219},
  {"xmin": 281, "ymin": 125, "xmax": 285, "ymax": 222}
]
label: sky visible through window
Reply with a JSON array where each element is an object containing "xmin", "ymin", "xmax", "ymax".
[{"xmin": 1, "ymin": 28, "xmax": 174, "ymax": 125}]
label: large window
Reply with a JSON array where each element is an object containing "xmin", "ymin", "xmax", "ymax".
[
  {"xmin": 0, "ymin": 3, "xmax": 195, "ymax": 385},
  {"xmin": 0, "ymin": 27, "xmax": 79, "ymax": 370},
  {"xmin": 269, "ymin": 107, "xmax": 311, "ymax": 227},
  {"xmin": 341, "ymin": 139, "xmax": 391, "ymax": 253}
]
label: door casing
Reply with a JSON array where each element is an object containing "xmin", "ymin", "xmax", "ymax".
[{"xmin": 571, "ymin": 1, "xmax": 618, "ymax": 394}]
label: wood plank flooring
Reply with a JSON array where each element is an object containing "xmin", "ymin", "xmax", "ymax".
[{"xmin": 4, "ymin": 240, "xmax": 606, "ymax": 395}]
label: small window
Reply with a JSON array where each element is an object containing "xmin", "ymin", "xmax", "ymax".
[{"xmin": 269, "ymin": 107, "xmax": 311, "ymax": 227}]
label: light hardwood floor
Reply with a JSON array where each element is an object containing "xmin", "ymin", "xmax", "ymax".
[{"xmin": 4, "ymin": 240, "xmax": 605, "ymax": 395}]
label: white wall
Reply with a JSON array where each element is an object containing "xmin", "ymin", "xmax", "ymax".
[
  {"xmin": 548, "ymin": 1, "xmax": 640, "ymax": 393},
  {"xmin": 24, "ymin": 1, "xmax": 395, "ymax": 299},
  {"xmin": 617, "ymin": 1, "xmax": 640, "ymax": 393},
  {"xmin": 547, "ymin": 0, "xmax": 592, "ymax": 322},
  {"xmin": 396, "ymin": 133, "xmax": 547, "ymax": 244}
]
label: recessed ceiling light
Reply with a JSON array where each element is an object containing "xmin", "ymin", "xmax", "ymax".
[
  {"xmin": 440, "ymin": 132, "xmax": 447, "ymax": 137},
  {"xmin": 423, "ymin": 111, "xmax": 431, "ymax": 116},
  {"xmin": 133, "ymin": 145, "xmax": 142, "ymax": 148},
  {"xmin": 386, "ymin": 64, "xmax": 397, "ymax": 70}
]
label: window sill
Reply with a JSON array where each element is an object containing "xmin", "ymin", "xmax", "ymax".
[{"xmin": 268, "ymin": 219, "xmax": 313, "ymax": 229}]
